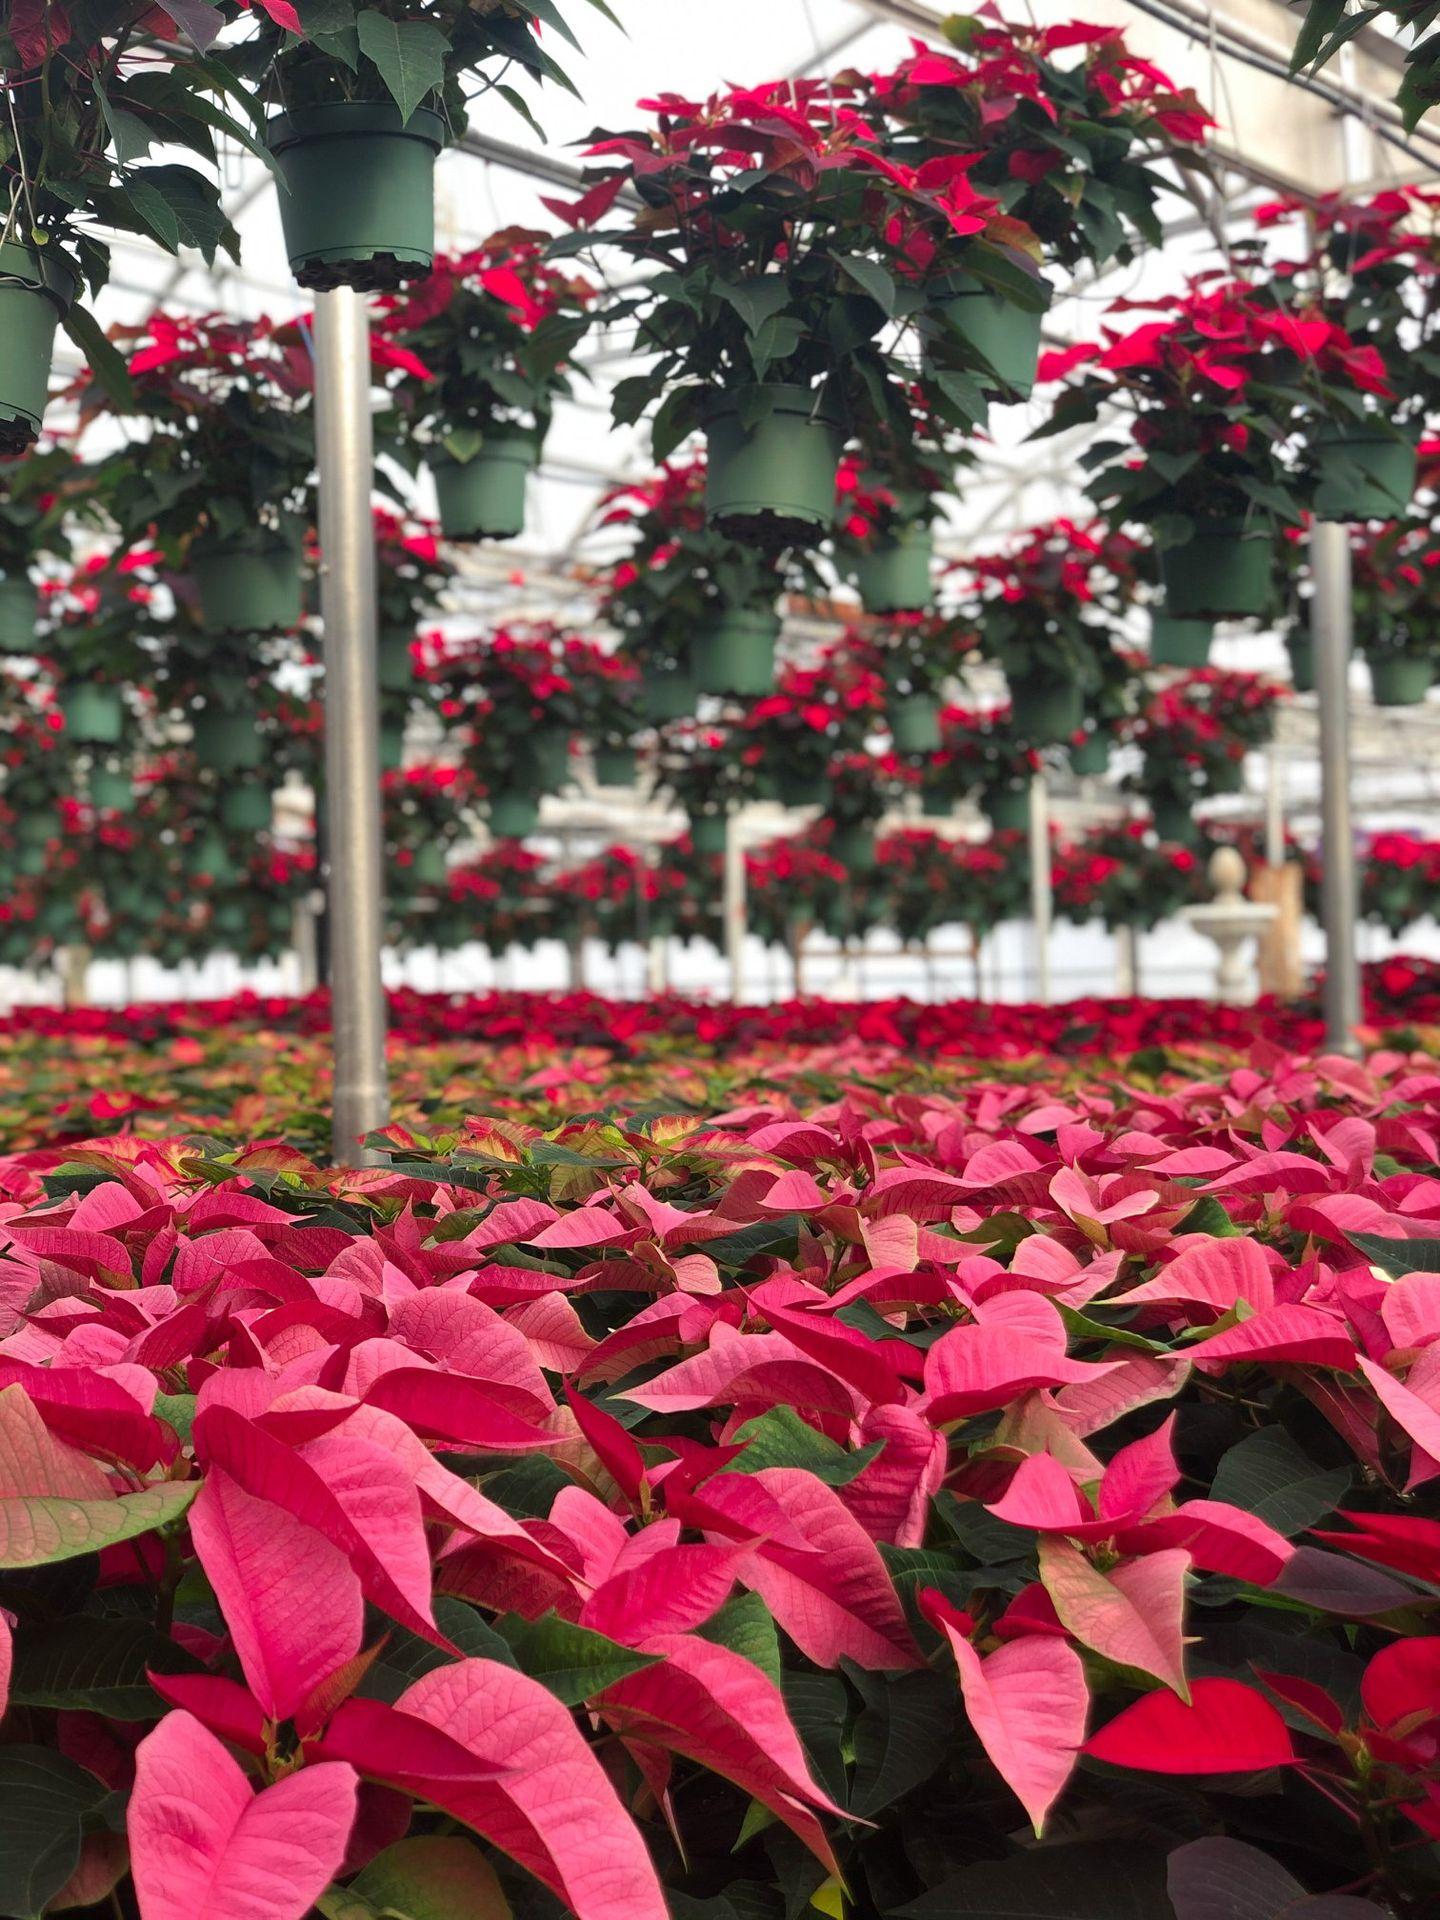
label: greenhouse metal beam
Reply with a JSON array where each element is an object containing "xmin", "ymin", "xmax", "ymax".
[{"xmin": 1311, "ymin": 522, "xmax": 1362, "ymax": 1056}]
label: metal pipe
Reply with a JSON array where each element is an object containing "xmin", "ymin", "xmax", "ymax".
[
  {"xmin": 1311, "ymin": 520, "xmax": 1362, "ymax": 1055},
  {"xmin": 313, "ymin": 289, "xmax": 390, "ymax": 1161},
  {"xmin": 724, "ymin": 810, "xmax": 748, "ymax": 1004},
  {"xmin": 1028, "ymin": 771, "xmax": 1053, "ymax": 1006}
]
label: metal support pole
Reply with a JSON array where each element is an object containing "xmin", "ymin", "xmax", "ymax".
[
  {"xmin": 723, "ymin": 810, "xmax": 747, "ymax": 1004},
  {"xmin": 314, "ymin": 289, "xmax": 389, "ymax": 1160},
  {"xmin": 1311, "ymin": 520, "xmax": 1361, "ymax": 1055},
  {"xmin": 1028, "ymin": 770, "xmax": 1053, "ymax": 1006}
]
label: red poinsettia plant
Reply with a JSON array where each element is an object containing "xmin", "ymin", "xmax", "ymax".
[
  {"xmin": 1052, "ymin": 818, "xmax": 1203, "ymax": 929},
  {"xmin": 962, "ymin": 516, "xmax": 1141, "ymax": 693},
  {"xmin": 740, "ymin": 645, "xmax": 889, "ymax": 789},
  {"xmin": 1128, "ymin": 665, "xmax": 1284, "ymax": 817}
]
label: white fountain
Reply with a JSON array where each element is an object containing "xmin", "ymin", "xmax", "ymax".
[{"xmin": 1181, "ymin": 846, "xmax": 1278, "ymax": 1007}]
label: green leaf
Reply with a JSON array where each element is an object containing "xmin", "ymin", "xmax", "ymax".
[
  {"xmin": 835, "ymin": 254, "xmax": 896, "ymax": 315},
  {"xmin": 782, "ymin": 1669, "xmax": 849, "ymax": 1806},
  {"xmin": 356, "ymin": 11, "xmax": 448, "ymax": 124},
  {"xmin": 511, "ymin": 0, "xmax": 584, "ymax": 53},
  {"xmin": 849, "ymin": 1667, "xmax": 956, "ymax": 1817},
  {"xmin": 695, "ymin": 1592, "xmax": 781, "ymax": 1689},
  {"xmin": 1347, "ymin": 1230, "xmax": 1440, "ymax": 1277},
  {"xmin": 350, "ymin": 1836, "xmax": 513, "ymax": 1920},
  {"xmin": 98, "ymin": 88, "xmax": 153, "ymax": 165},
  {"xmin": 0, "ymin": 1480, "xmax": 197, "ymax": 1571},
  {"xmin": 154, "ymin": 1392, "xmax": 197, "ymax": 1445},
  {"xmin": 714, "ymin": 276, "xmax": 792, "ymax": 336},
  {"xmin": 721, "ymin": 1406, "xmax": 881, "ymax": 1485},
  {"xmin": 0, "ymin": 1748, "xmax": 112, "ymax": 1920},
  {"xmin": 124, "ymin": 164, "xmax": 238, "ymax": 264},
  {"xmin": 897, "ymin": 1843, "xmax": 1173, "ymax": 1918},
  {"xmin": 1210, "ymin": 1428, "xmax": 1351, "ymax": 1537},
  {"xmin": 62, "ymin": 304, "xmax": 133, "ymax": 411},
  {"xmin": 9, "ymin": 1614, "xmax": 203, "ymax": 1719},
  {"xmin": 362, "ymin": 1596, "xmax": 515, "ymax": 1703},
  {"xmin": 502, "ymin": 1611, "xmax": 658, "ymax": 1705}
]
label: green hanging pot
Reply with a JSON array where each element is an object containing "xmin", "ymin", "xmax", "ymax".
[
  {"xmin": 0, "ymin": 242, "xmax": 79, "ymax": 454},
  {"xmin": 266, "ymin": 103, "xmax": 447, "ymax": 292},
  {"xmin": 983, "ymin": 786, "xmax": 1030, "ymax": 833},
  {"xmin": 410, "ymin": 842, "xmax": 447, "ymax": 888},
  {"xmin": 187, "ymin": 829, "xmax": 236, "ymax": 884},
  {"xmin": 16, "ymin": 841, "xmax": 47, "ymax": 877},
  {"xmin": 595, "ymin": 744, "xmax": 638, "ymax": 786},
  {"xmin": 1312, "ymin": 425, "xmax": 1417, "ymax": 522},
  {"xmin": 430, "ymin": 436, "xmax": 538, "ymax": 541},
  {"xmin": 1008, "ymin": 675, "xmax": 1083, "ymax": 747},
  {"xmin": 380, "ymin": 721, "xmax": 405, "ymax": 772},
  {"xmin": 489, "ymin": 791, "xmax": 540, "ymax": 839},
  {"xmin": 1286, "ymin": 630, "xmax": 1315, "ymax": 693},
  {"xmin": 830, "ymin": 823, "xmax": 876, "ymax": 872},
  {"xmin": 1149, "ymin": 614, "xmax": 1213, "ymax": 669},
  {"xmin": 920, "ymin": 781, "xmax": 953, "ymax": 818},
  {"xmin": 703, "ymin": 384, "xmax": 844, "ymax": 543},
  {"xmin": 888, "ymin": 693, "xmax": 942, "ymax": 755},
  {"xmin": 212, "ymin": 899, "xmax": 249, "ymax": 938},
  {"xmin": 642, "ymin": 660, "xmax": 697, "ymax": 723},
  {"xmin": 1208, "ymin": 755, "xmax": 1245, "ymax": 795},
  {"xmin": 88, "ymin": 766, "xmax": 135, "ymax": 813},
  {"xmin": 378, "ymin": 628, "xmax": 415, "ymax": 692},
  {"xmin": 16, "ymin": 810, "xmax": 52, "ymax": 847},
  {"xmin": 1157, "ymin": 522, "xmax": 1272, "ymax": 620},
  {"xmin": 192, "ymin": 710, "xmax": 264, "ymax": 772},
  {"xmin": 853, "ymin": 524, "xmax": 934, "ymax": 614},
  {"xmin": 61, "ymin": 684, "xmax": 124, "ymax": 746},
  {"xmin": 220, "ymin": 784, "xmax": 273, "ymax": 833},
  {"xmin": 1069, "ymin": 732, "xmax": 1111, "ymax": 777},
  {"xmin": 926, "ymin": 270, "xmax": 1051, "ymax": 401},
  {"xmin": 1367, "ymin": 652, "xmax": 1433, "ymax": 707},
  {"xmin": 520, "ymin": 728, "xmax": 572, "ymax": 794},
  {"xmin": 1151, "ymin": 796, "xmax": 1198, "ymax": 843},
  {"xmin": 776, "ymin": 767, "xmax": 829, "ymax": 808},
  {"xmin": 0, "ymin": 574, "xmax": 36, "ymax": 652},
  {"xmin": 191, "ymin": 533, "xmax": 303, "ymax": 636},
  {"xmin": 691, "ymin": 607, "xmax": 780, "ymax": 697},
  {"xmin": 687, "ymin": 812, "xmax": 729, "ymax": 856}
]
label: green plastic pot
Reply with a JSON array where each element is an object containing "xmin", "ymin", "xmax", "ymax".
[
  {"xmin": 920, "ymin": 783, "xmax": 953, "ymax": 818},
  {"xmin": 380, "ymin": 722, "xmax": 405, "ymax": 772},
  {"xmin": 187, "ymin": 829, "xmax": 235, "ymax": 884},
  {"xmin": 1149, "ymin": 614, "xmax": 1213, "ymax": 669},
  {"xmin": 595, "ymin": 745, "xmax": 638, "ymax": 786},
  {"xmin": 17, "ymin": 842, "xmax": 46, "ymax": 878},
  {"xmin": 521, "ymin": 728, "xmax": 572, "ymax": 793},
  {"xmin": 88, "ymin": 766, "xmax": 134, "ymax": 813},
  {"xmin": 61, "ymin": 685, "xmax": 124, "ymax": 746},
  {"xmin": 1312, "ymin": 425, "xmax": 1417, "ymax": 522},
  {"xmin": 642, "ymin": 661, "xmax": 697, "ymax": 723},
  {"xmin": 191, "ymin": 534, "xmax": 303, "ymax": 636},
  {"xmin": 1368, "ymin": 652, "xmax": 1433, "ymax": 707},
  {"xmin": 16, "ymin": 811, "xmax": 51, "ymax": 847},
  {"xmin": 430, "ymin": 437, "xmax": 538, "ymax": 541},
  {"xmin": 0, "ymin": 242, "xmax": 78, "ymax": 454},
  {"xmin": 1069, "ymin": 732, "xmax": 1111, "ymax": 777},
  {"xmin": 410, "ymin": 843, "xmax": 447, "ymax": 888},
  {"xmin": 830, "ymin": 823, "xmax": 876, "ymax": 871},
  {"xmin": 776, "ymin": 768, "xmax": 829, "ymax": 808},
  {"xmin": 266, "ymin": 103, "xmax": 446, "ymax": 292},
  {"xmin": 927, "ymin": 270, "xmax": 1051, "ymax": 401},
  {"xmin": 0, "ymin": 575, "xmax": 36, "ymax": 652},
  {"xmin": 691, "ymin": 607, "xmax": 780, "ymax": 697},
  {"xmin": 888, "ymin": 694, "xmax": 942, "ymax": 755},
  {"xmin": 378, "ymin": 628, "xmax": 415, "ymax": 692},
  {"xmin": 220, "ymin": 784, "xmax": 273, "ymax": 832},
  {"xmin": 1287, "ymin": 631, "xmax": 1315, "ymax": 693},
  {"xmin": 703, "ymin": 384, "xmax": 843, "ymax": 541},
  {"xmin": 688, "ymin": 812, "xmax": 729, "ymax": 856},
  {"xmin": 1152, "ymin": 796, "xmax": 1198, "ymax": 842},
  {"xmin": 1157, "ymin": 523, "xmax": 1272, "ymax": 620},
  {"xmin": 192, "ymin": 710, "xmax": 264, "ymax": 772},
  {"xmin": 489, "ymin": 792, "xmax": 540, "ymax": 839},
  {"xmin": 983, "ymin": 787, "xmax": 1030, "ymax": 833},
  {"xmin": 1008, "ymin": 675, "xmax": 1083, "ymax": 747},
  {"xmin": 853, "ymin": 524, "xmax": 934, "ymax": 614},
  {"xmin": 1208, "ymin": 755, "xmax": 1246, "ymax": 795}
]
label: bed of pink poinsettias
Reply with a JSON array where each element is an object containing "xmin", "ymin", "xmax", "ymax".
[{"xmin": 2, "ymin": 1043, "xmax": 1440, "ymax": 1918}]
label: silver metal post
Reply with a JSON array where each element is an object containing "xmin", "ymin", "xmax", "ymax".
[
  {"xmin": 1311, "ymin": 520, "xmax": 1361, "ymax": 1054},
  {"xmin": 724, "ymin": 810, "xmax": 747, "ymax": 1004},
  {"xmin": 1028, "ymin": 770, "xmax": 1053, "ymax": 1005},
  {"xmin": 313, "ymin": 289, "xmax": 389, "ymax": 1160}
]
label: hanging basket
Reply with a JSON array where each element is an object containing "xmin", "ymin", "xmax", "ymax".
[
  {"xmin": 595, "ymin": 744, "xmax": 638, "ymax": 787},
  {"xmin": 919, "ymin": 782, "xmax": 953, "ymax": 818},
  {"xmin": 378, "ymin": 628, "xmax": 415, "ymax": 693},
  {"xmin": 0, "ymin": 574, "xmax": 36, "ymax": 652},
  {"xmin": 1149, "ymin": 614, "xmax": 1213, "ymax": 669},
  {"xmin": 1367, "ymin": 652, "xmax": 1433, "ymax": 707},
  {"xmin": 703, "ymin": 384, "xmax": 843, "ymax": 545},
  {"xmin": 60, "ymin": 685, "xmax": 125, "ymax": 746},
  {"xmin": 380, "ymin": 722, "xmax": 405, "ymax": 771},
  {"xmin": 983, "ymin": 786, "xmax": 1030, "ymax": 833},
  {"xmin": 410, "ymin": 843, "xmax": 447, "ymax": 888},
  {"xmin": 187, "ymin": 829, "xmax": 236, "ymax": 884},
  {"xmin": 691, "ymin": 607, "xmax": 780, "ymax": 697},
  {"xmin": 642, "ymin": 660, "xmax": 697, "ymax": 724},
  {"xmin": 926, "ymin": 270, "xmax": 1051, "ymax": 401},
  {"xmin": 776, "ymin": 767, "xmax": 830, "ymax": 809},
  {"xmin": 1156, "ymin": 523, "xmax": 1271, "ymax": 620},
  {"xmin": 88, "ymin": 766, "xmax": 135, "ymax": 813},
  {"xmin": 1008, "ymin": 674, "xmax": 1083, "ymax": 747},
  {"xmin": 853, "ymin": 524, "xmax": 934, "ymax": 614},
  {"xmin": 192, "ymin": 710, "xmax": 264, "ymax": 772},
  {"xmin": 521, "ymin": 728, "xmax": 572, "ymax": 794},
  {"xmin": 0, "ymin": 242, "xmax": 79, "ymax": 455},
  {"xmin": 687, "ymin": 812, "xmax": 729, "ymax": 856},
  {"xmin": 219, "ymin": 784, "xmax": 273, "ymax": 833},
  {"xmin": 1286, "ymin": 630, "xmax": 1315, "ymax": 694},
  {"xmin": 1151, "ymin": 796, "xmax": 1198, "ymax": 843},
  {"xmin": 489, "ymin": 792, "xmax": 540, "ymax": 839},
  {"xmin": 830, "ymin": 823, "xmax": 876, "ymax": 872},
  {"xmin": 430, "ymin": 437, "xmax": 538, "ymax": 541},
  {"xmin": 1312, "ymin": 425, "xmax": 1417, "ymax": 522},
  {"xmin": 266, "ymin": 103, "xmax": 446, "ymax": 292},
  {"xmin": 191, "ymin": 533, "xmax": 303, "ymax": 636},
  {"xmin": 1069, "ymin": 732, "xmax": 1111, "ymax": 777},
  {"xmin": 888, "ymin": 693, "xmax": 942, "ymax": 755},
  {"xmin": 1208, "ymin": 755, "xmax": 1246, "ymax": 795}
]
